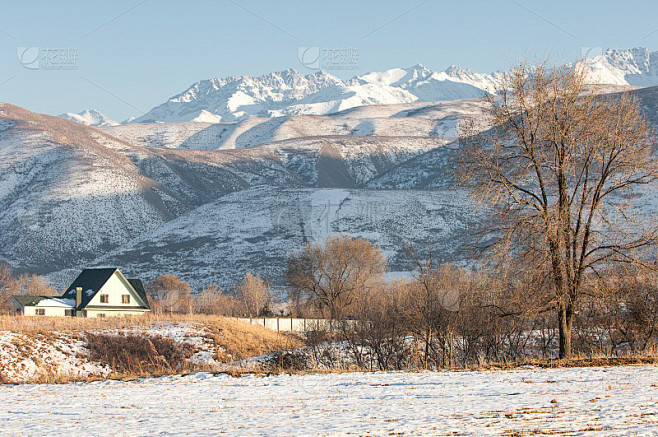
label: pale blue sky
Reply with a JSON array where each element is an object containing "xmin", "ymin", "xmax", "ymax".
[{"xmin": 1, "ymin": 0, "xmax": 657, "ymax": 121}]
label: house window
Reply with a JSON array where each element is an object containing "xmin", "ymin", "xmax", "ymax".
[
  {"xmin": 35, "ymin": 308, "xmax": 45, "ymax": 316},
  {"xmin": 65, "ymin": 309, "xmax": 75, "ymax": 317},
  {"xmin": 97, "ymin": 313, "xmax": 106, "ymax": 318},
  {"xmin": 100, "ymin": 294, "xmax": 109, "ymax": 303},
  {"xmin": 122, "ymin": 295, "xmax": 131, "ymax": 304}
]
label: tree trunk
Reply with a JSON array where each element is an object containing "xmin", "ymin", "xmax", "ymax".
[
  {"xmin": 424, "ymin": 327, "xmax": 432, "ymax": 369},
  {"xmin": 558, "ymin": 305, "xmax": 574, "ymax": 358}
]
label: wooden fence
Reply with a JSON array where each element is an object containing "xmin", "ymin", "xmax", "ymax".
[{"xmin": 234, "ymin": 317, "xmax": 357, "ymax": 332}]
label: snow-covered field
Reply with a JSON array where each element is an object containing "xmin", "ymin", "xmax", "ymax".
[{"xmin": 1, "ymin": 365, "xmax": 656, "ymax": 435}]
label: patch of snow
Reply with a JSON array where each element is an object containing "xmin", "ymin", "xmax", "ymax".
[{"xmin": 35, "ymin": 298, "xmax": 75, "ymax": 308}]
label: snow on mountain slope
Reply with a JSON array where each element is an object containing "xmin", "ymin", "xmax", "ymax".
[
  {"xmin": 100, "ymin": 122, "xmax": 214, "ymax": 149},
  {"xmin": 58, "ymin": 109, "xmax": 119, "ymax": 127},
  {"xmin": 5, "ymin": 79, "xmax": 658, "ymax": 287},
  {"xmin": 1, "ymin": 103, "xmax": 452, "ymax": 276},
  {"xmin": 102, "ymin": 115, "xmax": 459, "ymax": 150},
  {"xmin": 0, "ymin": 104, "xmax": 183, "ymax": 271},
  {"xmin": 126, "ymin": 135, "xmax": 450, "ymax": 208},
  {"xmin": 132, "ymin": 69, "xmax": 345, "ymax": 123},
  {"xmin": 103, "ymin": 99, "xmax": 488, "ymax": 150},
  {"xmin": 91, "ymin": 186, "xmax": 476, "ymax": 289}
]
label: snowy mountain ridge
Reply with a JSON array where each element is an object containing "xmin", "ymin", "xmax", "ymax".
[
  {"xmin": 58, "ymin": 109, "xmax": 119, "ymax": 127},
  {"xmin": 131, "ymin": 47, "xmax": 658, "ymax": 124},
  {"xmin": 577, "ymin": 47, "xmax": 658, "ymax": 87}
]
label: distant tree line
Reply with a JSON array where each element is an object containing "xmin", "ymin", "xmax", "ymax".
[
  {"xmin": 144, "ymin": 271, "xmax": 276, "ymax": 318},
  {"xmin": 286, "ymin": 236, "xmax": 658, "ymax": 369}
]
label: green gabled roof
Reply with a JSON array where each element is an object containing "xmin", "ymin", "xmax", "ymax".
[
  {"xmin": 127, "ymin": 279, "xmax": 150, "ymax": 310},
  {"xmin": 62, "ymin": 268, "xmax": 117, "ymax": 309},
  {"xmin": 13, "ymin": 295, "xmax": 56, "ymax": 307}
]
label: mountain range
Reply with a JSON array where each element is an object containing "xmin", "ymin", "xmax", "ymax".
[
  {"xmin": 58, "ymin": 48, "xmax": 658, "ymax": 127},
  {"xmin": 1, "ymin": 47, "xmax": 656, "ymax": 290},
  {"xmin": 123, "ymin": 47, "xmax": 655, "ymax": 124}
]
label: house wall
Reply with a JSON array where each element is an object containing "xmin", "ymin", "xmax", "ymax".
[
  {"xmin": 86, "ymin": 272, "xmax": 145, "ymax": 309},
  {"xmin": 22, "ymin": 306, "xmax": 73, "ymax": 317},
  {"xmin": 84, "ymin": 309, "xmax": 148, "ymax": 318}
]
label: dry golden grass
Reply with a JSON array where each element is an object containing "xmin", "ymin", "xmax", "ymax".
[
  {"xmin": 204, "ymin": 317, "xmax": 302, "ymax": 362},
  {"xmin": 468, "ymin": 354, "xmax": 658, "ymax": 372},
  {"xmin": 0, "ymin": 314, "xmax": 303, "ymax": 381},
  {"xmin": 0, "ymin": 314, "xmax": 195, "ymax": 334}
]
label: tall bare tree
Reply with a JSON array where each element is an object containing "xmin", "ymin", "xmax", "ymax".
[
  {"xmin": 287, "ymin": 235, "xmax": 387, "ymax": 319},
  {"xmin": 0, "ymin": 263, "xmax": 16, "ymax": 312},
  {"xmin": 235, "ymin": 273, "xmax": 272, "ymax": 316},
  {"xmin": 457, "ymin": 62, "xmax": 658, "ymax": 358}
]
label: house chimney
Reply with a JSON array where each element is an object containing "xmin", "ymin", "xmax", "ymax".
[{"xmin": 76, "ymin": 287, "xmax": 82, "ymax": 309}]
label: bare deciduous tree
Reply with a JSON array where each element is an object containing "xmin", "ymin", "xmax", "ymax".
[
  {"xmin": 287, "ymin": 235, "xmax": 387, "ymax": 319},
  {"xmin": 195, "ymin": 282, "xmax": 239, "ymax": 315},
  {"xmin": 457, "ymin": 62, "xmax": 658, "ymax": 358},
  {"xmin": 235, "ymin": 273, "xmax": 272, "ymax": 316},
  {"xmin": 15, "ymin": 273, "xmax": 56, "ymax": 296},
  {"xmin": 0, "ymin": 263, "xmax": 16, "ymax": 312},
  {"xmin": 406, "ymin": 248, "xmax": 469, "ymax": 367},
  {"xmin": 145, "ymin": 274, "xmax": 193, "ymax": 314}
]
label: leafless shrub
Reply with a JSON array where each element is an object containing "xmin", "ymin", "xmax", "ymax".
[
  {"xmin": 235, "ymin": 273, "xmax": 273, "ymax": 317},
  {"xmin": 0, "ymin": 263, "xmax": 57, "ymax": 313},
  {"xmin": 85, "ymin": 333, "xmax": 196, "ymax": 376}
]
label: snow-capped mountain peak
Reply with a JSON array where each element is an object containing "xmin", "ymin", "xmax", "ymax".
[
  {"xmin": 59, "ymin": 109, "xmax": 119, "ymax": 127},
  {"xmin": 130, "ymin": 47, "xmax": 658, "ymax": 124},
  {"xmin": 576, "ymin": 47, "xmax": 658, "ymax": 87}
]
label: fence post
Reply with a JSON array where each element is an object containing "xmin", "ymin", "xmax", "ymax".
[{"xmin": 277, "ymin": 318, "xmax": 280, "ymax": 332}]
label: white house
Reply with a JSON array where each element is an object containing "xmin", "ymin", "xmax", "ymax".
[{"xmin": 12, "ymin": 268, "xmax": 150, "ymax": 317}]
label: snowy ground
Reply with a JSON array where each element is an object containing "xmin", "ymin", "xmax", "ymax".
[{"xmin": 1, "ymin": 365, "xmax": 657, "ymax": 435}]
